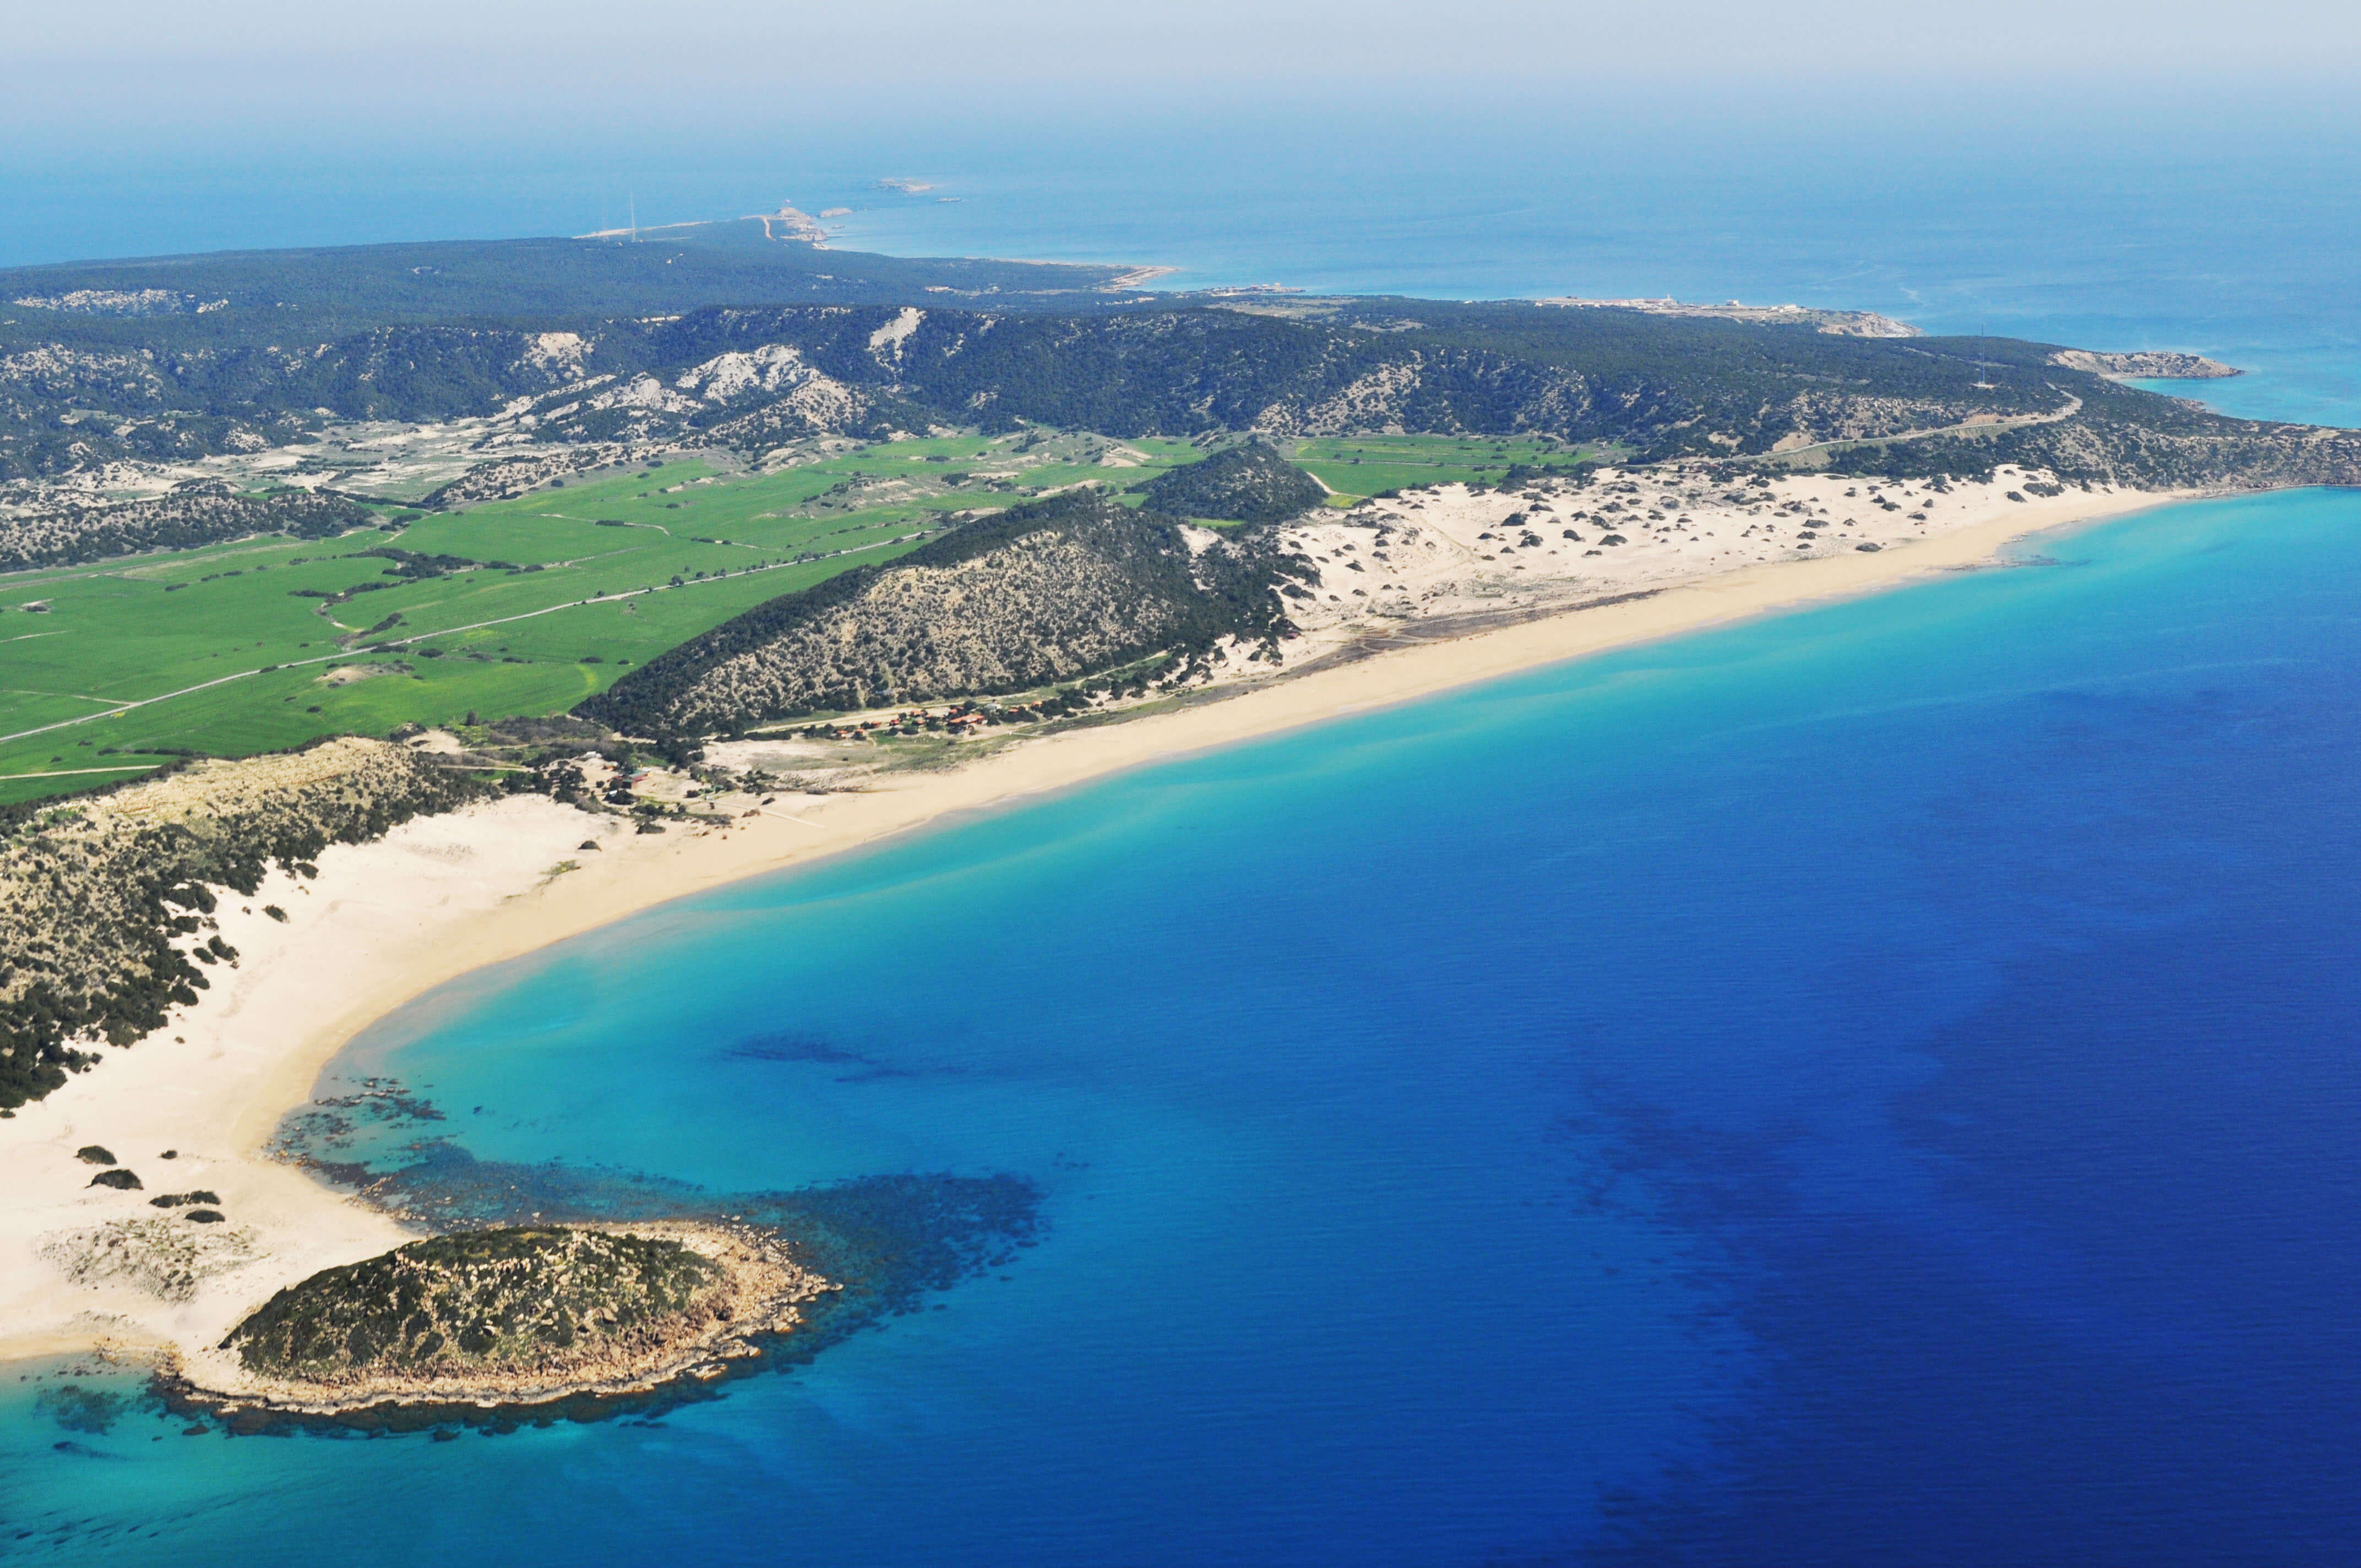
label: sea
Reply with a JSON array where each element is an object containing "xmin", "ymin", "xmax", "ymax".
[{"xmin": 5, "ymin": 93, "xmax": 2361, "ymax": 1566}]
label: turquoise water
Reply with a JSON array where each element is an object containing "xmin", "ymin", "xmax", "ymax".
[
  {"xmin": 9, "ymin": 102, "xmax": 2361, "ymax": 1564},
  {"xmin": 11, "ymin": 484, "xmax": 2361, "ymax": 1564}
]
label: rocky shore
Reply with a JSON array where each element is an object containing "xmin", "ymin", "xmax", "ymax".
[
  {"xmin": 168, "ymin": 1222, "xmax": 836, "ymax": 1417},
  {"xmin": 2047, "ymin": 349, "xmax": 2242, "ymax": 380}
]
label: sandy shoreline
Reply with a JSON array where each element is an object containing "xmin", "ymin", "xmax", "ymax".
[{"xmin": 0, "ymin": 481, "xmax": 2191, "ymax": 1371}]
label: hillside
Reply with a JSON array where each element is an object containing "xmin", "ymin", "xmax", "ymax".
[
  {"xmin": 369, "ymin": 302, "xmax": 2095, "ymax": 462},
  {"xmin": 12, "ymin": 254, "xmax": 2358, "ymax": 492},
  {"xmin": 580, "ymin": 489, "xmax": 1307, "ymax": 736},
  {"xmin": 0, "ymin": 739, "xmax": 478, "ymax": 1108},
  {"xmin": 1138, "ymin": 443, "xmax": 1329, "ymax": 521},
  {"xmin": 0, "ymin": 489, "xmax": 373, "ymax": 570},
  {"xmin": 0, "ymin": 222, "xmax": 1149, "ymax": 482},
  {"xmin": 4, "ymin": 290, "xmax": 2342, "ymax": 491}
]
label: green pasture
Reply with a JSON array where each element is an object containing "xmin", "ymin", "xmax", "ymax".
[
  {"xmin": 1288, "ymin": 434, "xmax": 1597, "ymax": 501},
  {"xmin": 0, "ymin": 434, "xmax": 1203, "ymax": 803}
]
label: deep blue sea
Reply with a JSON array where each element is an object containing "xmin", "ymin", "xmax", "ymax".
[{"xmin": 7, "ymin": 101, "xmax": 2361, "ymax": 1565}]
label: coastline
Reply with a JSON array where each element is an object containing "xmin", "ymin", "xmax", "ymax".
[
  {"xmin": 168, "ymin": 1220, "xmax": 835, "ymax": 1419},
  {"xmin": 0, "ymin": 481, "xmax": 2193, "ymax": 1376}
]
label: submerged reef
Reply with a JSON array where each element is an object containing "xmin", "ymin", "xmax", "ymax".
[{"xmin": 186, "ymin": 1086, "xmax": 1043, "ymax": 1434}]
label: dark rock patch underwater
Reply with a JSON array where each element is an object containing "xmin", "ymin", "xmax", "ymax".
[{"xmin": 201, "ymin": 1092, "xmax": 1043, "ymax": 1437}]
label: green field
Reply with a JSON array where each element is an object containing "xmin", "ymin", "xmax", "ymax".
[
  {"xmin": 1289, "ymin": 434, "xmax": 1601, "ymax": 502},
  {"xmin": 0, "ymin": 434, "xmax": 1200, "ymax": 803}
]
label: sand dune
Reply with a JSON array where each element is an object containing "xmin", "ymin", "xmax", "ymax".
[{"xmin": 0, "ymin": 477, "xmax": 2187, "ymax": 1371}]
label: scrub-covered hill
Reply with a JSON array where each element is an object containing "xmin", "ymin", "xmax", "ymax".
[
  {"xmin": 0, "ymin": 489, "xmax": 372, "ymax": 570},
  {"xmin": 0, "ymin": 739, "xmax": 476, "ymax": 1109},
  {"xmin": 579, "ymin": 489, "xmax": 1308, "ymax": 736},
  {"xmin": 1138, "ymin": 443, "xmax": 1329, "ymax": 522},
  {"xmin": 14, "ymin": 231, "xmax": 2358, "ymax": 495},
  {"xmin": 226, "ymin": 1227, "xmax": 726, "ymax": 1382},
  {"xmin": 213, "ymin": 1223, "xmax": 831, "ymax": 1407}
]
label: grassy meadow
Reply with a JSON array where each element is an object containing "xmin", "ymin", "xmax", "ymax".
[{"xmin": 0, "ymin": 433, "xmax": 1200, "ymax": 803}]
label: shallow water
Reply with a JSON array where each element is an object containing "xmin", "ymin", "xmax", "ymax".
[
  {"xmin": 9, "ymin": 483, "xmax": 2361, "ymax": 1565},
  {"xmin": 8, "ymin": 104, "xmax": 2361, "ymax": 1566}
]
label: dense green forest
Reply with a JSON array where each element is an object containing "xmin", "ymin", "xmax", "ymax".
[{"xmin": 0, "ymin": 217, "xmax": 1140, "ymax": 339}]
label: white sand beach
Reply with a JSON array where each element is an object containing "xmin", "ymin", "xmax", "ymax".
[{"xmin": 0, "ymin": 472, "xmax": 2191, "ymax": 1374}]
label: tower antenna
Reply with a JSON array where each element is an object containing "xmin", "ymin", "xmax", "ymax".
[{"xmin": 629, "ymin": 193, "xmax": 638, "ymax": 244}]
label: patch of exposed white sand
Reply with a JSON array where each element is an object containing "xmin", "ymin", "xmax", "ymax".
[
  {"xmin": 0, "ymin": 796, "xmax": 623, "ymax": 1364},
  {"xmin": 1263, "ymin": 464, "xmax": 2152, "ymax": 668},
  {"xmin": 0, "ymin": 475, "xmax": 2191, "ymax": 1370}
]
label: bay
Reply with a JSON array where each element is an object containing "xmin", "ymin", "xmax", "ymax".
[{"xmin": 6, "ymin": 100, "xmax": 2361, "ymax": 1566}]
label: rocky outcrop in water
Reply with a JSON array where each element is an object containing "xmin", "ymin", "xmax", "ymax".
[{"xmin": 211, "ymin": 1223, "xmax": 830, "ymax": 1409}]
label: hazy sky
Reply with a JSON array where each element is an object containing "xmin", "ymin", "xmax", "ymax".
[
  {"xmin": 8, "ymin": 0, "xmax": 2359, "ymax": 267},
  {"xmin": 13, "ymin": 0, "xmax": 2361, "ymax": 112}
]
